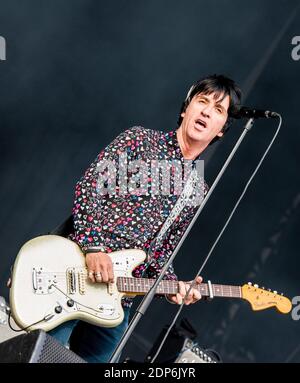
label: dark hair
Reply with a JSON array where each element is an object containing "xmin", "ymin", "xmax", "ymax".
[{"xmin": 177, "ymin": 74, "xmax": 242, "ymax": 144}]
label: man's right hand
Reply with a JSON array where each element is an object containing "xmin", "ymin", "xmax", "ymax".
[{"xmin": 85, "ymin": 252, "xmax": 114, "ymax": 284}]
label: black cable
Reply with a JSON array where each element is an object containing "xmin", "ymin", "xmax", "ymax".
[{"xmin": 7, "ymin": 312, "xmax": 49, "ymax": 332}]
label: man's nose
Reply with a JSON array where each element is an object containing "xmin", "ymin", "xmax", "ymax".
[{"xmin": 201, "ymin": 105, "xmax": 211, "ymax": 118}]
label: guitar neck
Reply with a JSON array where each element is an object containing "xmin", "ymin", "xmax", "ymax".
[{"xmin": 116, "ymin": 277, "xmax": 242, "ymax": 298}]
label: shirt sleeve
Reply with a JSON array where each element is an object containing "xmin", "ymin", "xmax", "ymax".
[{"xmin": 72, "ymin": 126, "xmax": 144, "ymax": 252}]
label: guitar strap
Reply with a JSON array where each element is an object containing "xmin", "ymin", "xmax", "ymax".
[{"xmin": 142, "ymin": 166, "xmax": 205, "ymax": 275}]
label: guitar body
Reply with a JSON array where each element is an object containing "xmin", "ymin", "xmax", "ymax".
[
  {"xmin": 9, "ymin": 235, "xmax": 292, "ymax": 333},
  {"xmin": 10, "ymin": 235, "xmax": 146, "ymax": 332}
]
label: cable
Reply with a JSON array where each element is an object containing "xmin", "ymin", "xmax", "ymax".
[
  {"xmin": 8, "ymin": 312, "xmax": 51, "ymax": 332},
  {"xmin": 150, "ymin": 114, "xmax": 282, "ymax": 362}
]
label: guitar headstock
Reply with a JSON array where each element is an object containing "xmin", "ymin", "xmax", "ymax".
[{"xmin": 241, "ymin": 282, "xmax": 292, "ymax": 314}]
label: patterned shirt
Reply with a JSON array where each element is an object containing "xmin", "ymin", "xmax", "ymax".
[{"xmin": 70, "ymin": 126, "xmax": 206, "ymax": 307}]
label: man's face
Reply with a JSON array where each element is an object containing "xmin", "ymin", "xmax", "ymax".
[{"xmin": 180, "ymin": 92, "xmax": 230, "ymax": 145}]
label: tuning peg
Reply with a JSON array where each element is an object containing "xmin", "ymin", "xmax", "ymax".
[
  {"xmin": 268, "ymin": 288, "xmax": 271, "ymax": 292},
  {"xmin": 248, "ymin": 282, "xmax": 252, "ymax": 286},
  {"xmin": 254, "ymin": 284, "xmax": 259, "ymax": 288},
  {"xmin": 273, "ymin": 290, "xmax": 277, "ymax": 294},
  {"xmin": 281, "ymin": 293, "xmax": 284, "ymax": 296},
  {"xmin": 262, "ymin": 286, "xmax": 265, "ymax": 289}
]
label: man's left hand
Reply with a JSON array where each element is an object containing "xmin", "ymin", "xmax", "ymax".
[{"xmin": 166, "ymin": 276, "xmax": 202, "ymax": 305}]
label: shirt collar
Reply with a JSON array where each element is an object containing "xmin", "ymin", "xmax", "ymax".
[{"xmin": 164, "ymin": 129, "xmax": 202, "ymax": 162}]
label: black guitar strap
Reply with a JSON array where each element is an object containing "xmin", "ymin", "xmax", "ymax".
[{"xmin": 49, "ymin": 214, "xmax": 74, "ymax": 237}]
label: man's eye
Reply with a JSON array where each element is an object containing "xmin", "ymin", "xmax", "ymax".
[
  {"xmin": 215, "ymin": 107, "xmax": 223, "ymax": 113},
  {"xmin": 198, "ymin": 99, "xmax": 206, "ymax": 103}
]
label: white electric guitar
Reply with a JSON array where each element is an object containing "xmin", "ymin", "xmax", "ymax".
[{"xmin": 9, "ymin": 235, "xmax": 292, "ymax": 332}]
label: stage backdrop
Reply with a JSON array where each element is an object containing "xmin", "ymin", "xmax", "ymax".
[{"xmin": 0, "ymin": 0, "xmax": 299, "ymax": 362}]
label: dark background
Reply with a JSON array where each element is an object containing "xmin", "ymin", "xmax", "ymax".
[{"xmin": 0, "ymin": 0, "xmax": 299, "ymax": 362}]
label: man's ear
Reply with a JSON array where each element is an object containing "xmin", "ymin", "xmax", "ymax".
[
  {"xmin": 217, "ymin": 131, "xmax": 224, "ymax": 137},
  {"xmin": 181, "ymin": 112, "xmax": 185, "ymax": 117}
]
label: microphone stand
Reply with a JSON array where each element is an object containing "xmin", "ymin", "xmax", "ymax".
[{"xmin": 109, "ymin": 118, "xmax": 254, "ymax": 363}]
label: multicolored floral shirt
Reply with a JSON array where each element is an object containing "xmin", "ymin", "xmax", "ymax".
[{"xmin": 70, "ymin": 126, "xmax": 206, "ymax": 307}]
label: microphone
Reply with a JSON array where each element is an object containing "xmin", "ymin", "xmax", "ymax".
[{"xmin": 232, "ymin": 106, "xmax": 279, "ymax": 119}]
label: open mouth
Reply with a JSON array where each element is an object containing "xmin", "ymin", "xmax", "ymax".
[{"xmin": 195, "ymin": 118, "xmax": 207, "ymax": 129}]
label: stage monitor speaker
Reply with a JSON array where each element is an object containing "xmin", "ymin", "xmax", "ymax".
[
  {"xmin": 145, "ymin": 318, "xmax": 221, "ymax": 363},
  {"xmin": 0, "ymin": 329, "xmax": 86, "ymax": 363}
]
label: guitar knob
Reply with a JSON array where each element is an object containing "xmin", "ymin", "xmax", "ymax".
[
  {"xmin": 254, "ymin": 284, "xmax": 259, "ymax": 288},
  {"xmin": 262, "ymin": 287, "xmax": 265, "ymax": 289},
  {"xmin": 281, "ymin": 293, "xmax": 284, "ymax": 296},
  {"xmin": 67, "ymin": 299, "xmax": 74, "ymax": 307},
  {"xmin": 268, "ymin": 288, "xmax": 271, "ymax": 292},
  {"xmin": 248, "ymin": 282, "xmax": 252, "ymax": 286},
  {"xmin": 55, "ymin": 306, "xmax": 62, "ymax": 314},
  {"xmin": 273, "ymin": 291, "xmax": 277, "ymax": 294}
]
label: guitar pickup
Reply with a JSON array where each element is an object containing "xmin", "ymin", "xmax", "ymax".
[
  {"xmin": 78, "ymin": 269, "xmax": 86, "ymax": 295},
  {"xmin": 107, "ymin": 282, "xmax": 114, "ymax": 295},
  {"xmin": 67, "ymin": 268, "xmax": 77, "ymax": 294}
]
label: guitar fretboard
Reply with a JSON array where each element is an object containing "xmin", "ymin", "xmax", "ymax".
[{"xmin": 116, "ymin": 277, "xmax": 241, "ymax": 298}]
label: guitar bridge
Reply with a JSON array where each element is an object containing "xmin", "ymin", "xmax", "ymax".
[{"xmin": 32, "ymin": 267, "xmax": 57, "ymax": 295}]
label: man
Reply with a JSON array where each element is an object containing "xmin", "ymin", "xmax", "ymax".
[{"xmin": 48, "ymin": 74, "xmax": 242, "ymax": 362}]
